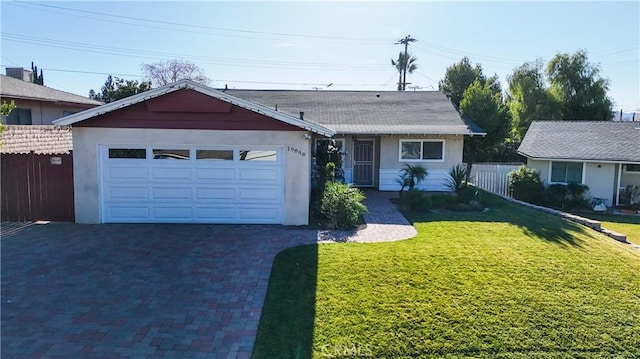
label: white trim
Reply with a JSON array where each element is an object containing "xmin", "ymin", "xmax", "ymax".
[
  {"xmin": 520, "ymin": 155, "xmax": 640, "ymax": 165},
  {"xmin": 53, "ymin": 79, "xmax": 335, "ymax": 137},
  {"xmin": 398, "ymin": 139, "xmax": 445, "ymax": 163},
  {"xmin": 548, "ymin": 160, "xmax": 585, "ymax": 184},
  {"xmin": 623, "ymin": 163, "xmax": 640, "ymax": 174},
  {"xmin": 616, "ymin": 163, "xmax": 623, "ymax": 205}
]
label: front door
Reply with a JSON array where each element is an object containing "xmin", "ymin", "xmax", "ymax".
[{"xmin": 353, "ymin": 140, "xmax": 374, "ymax": 187}]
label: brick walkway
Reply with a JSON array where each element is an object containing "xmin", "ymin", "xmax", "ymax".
[{"xmin": 1, "ymin": 191, "xmax": 414, "ymax": 358}]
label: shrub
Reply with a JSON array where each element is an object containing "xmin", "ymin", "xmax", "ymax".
[
  {"xmin": 398, "ymin": 189, "xmax": 431, "ymax": 212},
  {"xmin": 508, "ymin": 166, "xmax": 544, "ymax": 204},
  {"xmin": 320, "ymin": 182, "xmax": 367, "ymax": 229},
  {"xmin": 396, "ymin": 164, "xmax": 428, "ymax": 194},
  {"xmin": 445, "ymin": 164, "xmax": 471, "ymax": 193},
  {"xmin": 429, "ymin": 194, "xmax": 453, "ymax": 209},
  {"xmin": 544, "ymin": 183, "xmax": 590, "ymax": 210}
]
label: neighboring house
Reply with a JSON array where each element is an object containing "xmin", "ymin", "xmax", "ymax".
[
  {"xmin": 1, "ymin": 125, "xmax": 75, "ymax": 221},
  {"xmin": 226, "ymin": 89, "xmax": 485, "ymax": 191},
  {"xmin": 54, "ymin": 80, "xmax": 483, "ymax": 225},
  {"xmin": 0, "ymin": 68, "xmax": 101, "ymax": 125},
  {"xmin": 518, "ymin": 121, "xmax": 640, "ymax": 207}
]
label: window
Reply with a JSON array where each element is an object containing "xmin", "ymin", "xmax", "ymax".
[
  {"xmin": 624, "ymin": 164, "xmax": 640, "ymax": 174},
  {"xmin": 196, "ymin": 150, "xmax": 233, "ymax": 160},
  {"xmin": 108, "ymin": 148, "xmax": 146, "ymax": 159},
  {"xmin": 550, "ymin": 161, "xmax": 583, "ymax": 183},
  {"xmin": 400, "ymin": 140, "xmax": 444, "ymax": 161},
  {"xmin": 239, "ymin": 150, "xmax": 277, "ymax": 161},
  {"xmin": 152, "ymin": 149, "xmax": 190, "ymax": 160},
  {"xmin": 5, "ymin": 108, "xmax": 32, "ymax": 125}
]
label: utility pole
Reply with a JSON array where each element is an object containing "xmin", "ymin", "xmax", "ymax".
[{"xmin": 395, "ymin": 35, "xmax": 417, "ymax": 91}]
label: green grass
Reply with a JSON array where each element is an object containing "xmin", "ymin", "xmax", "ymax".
[
  {"xmin": 254, "ymin": 196, "xmax": 640, "ymax": 358},
  {"xmin": 573, "ymin": 211, "xmax": 640, "ymax": 244}
]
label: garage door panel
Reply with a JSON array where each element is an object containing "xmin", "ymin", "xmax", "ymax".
[
  {"xmin": 152, "ymin": 167, "xmax": 193, "ymax": 180},
  {"xmin": 239, "ymin": 187, "xmax": 280, "ymax": 201},
  {"xmin": 196, "ymin": 207, "xmax": 237, "ymax": 221},
  {"xmin": 153, "ymin": 207, "xmax": 193, "ymax": 220},
  {"xmin": 238, "ymin": 206, "xmax": 281, "ymax": 222},
  {"xmin": 106, "ymin": 186, "xmax": 149, "ymax": 200},
  {"xmin": 151, "ymin": 187, "xmax": 193, "ymax": 200},
  {"xmin": 107, "ymin": 167, "xmax": 148, "ymax": 181},
  {"xmin": 238, "ymin": 168, "xmax": 279, "ymax": 181},
  {"xmin": 107, "ymin": 206, "xmax": 150, "ymax": 220},
  {"xmin": 195, "ymin": 168, "xmax": 237, "ymax": 180},
  {"xmin": 196, "ymin": 187, "xmax": 236, "ymax": 200}
]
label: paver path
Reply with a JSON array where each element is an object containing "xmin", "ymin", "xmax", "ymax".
[
  {"xmin": 1, "ymin": 191, "xmax": 415, "ymax": 358},
  {"xmin": 318, "ymin": 190, "xmax": 417, "ymax": 243}
]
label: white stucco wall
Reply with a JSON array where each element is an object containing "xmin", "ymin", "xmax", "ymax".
[
  {"xmin": 73, "ymin": 127, "xmax": 312, "ymax": 225},
  {"xmin": 527, "ymin": 159, "xmax": 623, "ymax": 206},
  {"xmin": 378, "ymin": 135, "xmax": 465, "ymax": 191}
]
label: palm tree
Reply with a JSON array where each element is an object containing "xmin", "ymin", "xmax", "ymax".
[{"xmin": 391, "ymin": 52, "xmax": 418, "ymax": 91}]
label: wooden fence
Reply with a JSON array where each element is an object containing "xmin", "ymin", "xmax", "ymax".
[
  {"xmin": 469, "ymin": 163, "xmax": 523, "ymax": 197},
  {"xmin": 1, "ymin": 153, "xmax": 75, "ymax": 222}
]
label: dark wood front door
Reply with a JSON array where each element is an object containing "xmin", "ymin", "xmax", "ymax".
[{"xmin": 353, "ymin": 140, "xmax": 374, "ymax": 186}]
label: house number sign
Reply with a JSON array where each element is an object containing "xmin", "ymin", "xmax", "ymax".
[{"xmin": 287, "ymin": 146, "xmax": 306, "ymax": 157}]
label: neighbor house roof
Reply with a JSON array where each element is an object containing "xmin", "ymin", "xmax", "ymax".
[
  {"xmin": 518, "ymin": 121, "xmax": 640, "ymax": 163},
  {"xmin": 54, "ymin": 80, "xmax": 335, "ymax": 137},
  {"xmin": 0, "ymin": 125, "xmax": 72, "ymax": 154},
  {"xmin": 225, "ymin": 90, "xmax": 485, "ymax": 136},
  {"xmin": 0, "ymin": 74, "xmax": 102, "ymax": 107}
]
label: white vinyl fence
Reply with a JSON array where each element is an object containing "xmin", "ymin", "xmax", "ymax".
[{"xmin": 469, "ymin": 163, "xmax": 523, "ymax": 197}]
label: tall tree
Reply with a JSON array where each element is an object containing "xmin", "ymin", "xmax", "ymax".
[
  {"xmin": 546, "ymin": 50, "xmax": 612, "ymax": 120},
  {"xmin": 507, "ymin": 60, "xmax": 560, "ymax": 140},
  {"xmin": 89, "ymin": 75, "xmax": 151, "ymax": 103},
  {"xmin": 459, "ymin": 80, "xmax": 511, "ymax": 176},
  {"xmin": 391, "ymin": 52, "xmax": 418, "ymax": 91},
  {"xmin": 438, "ymin": 57, "xmax": 485, "ymax": 107},
  {"xmin": 141, "ymin": 59, "xmax": 210, "ymax": 87}
]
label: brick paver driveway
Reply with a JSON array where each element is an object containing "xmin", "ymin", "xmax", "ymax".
[{"xmin": 1, "ymin": 223, "xmax": 317, "ymax": 358}]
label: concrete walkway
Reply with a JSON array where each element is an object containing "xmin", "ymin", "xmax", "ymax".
[{"xmin": 318, "ymin": 190, "xmax": 417, "ymax": 243}]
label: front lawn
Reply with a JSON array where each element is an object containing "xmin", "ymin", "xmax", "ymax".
[{"xmin": 253, "ymin": 195, "xmax": 640, "ymax": 358}]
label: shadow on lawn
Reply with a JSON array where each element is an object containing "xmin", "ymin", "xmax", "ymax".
[
  {"xmin": 406, "ymin": 195, "xmax": 589, "ymax": 248},
  {"xmin": 252, "ymin": 244, "xmax": 318, "ymax": 358}
]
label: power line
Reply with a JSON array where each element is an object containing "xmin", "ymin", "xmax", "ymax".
[
  {"xmin": 9, "ymin": 0, "xmax": 390, "ymax": 44},
  {"xmin": 395, "ymin": 35, "xmax": 417, "ymax": 91},
  {"xmin": 1, "ymin": 32, "xmax": 391, "ymax": 71}
]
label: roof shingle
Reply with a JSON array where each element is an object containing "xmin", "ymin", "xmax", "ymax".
[
  {"xmin": 518, "ymin": 121, "xmax": 640, "ymax": 163},
  {"xmin": 225, "ymin": 90, "xmax": 485, "ymax": 135},
  {"xmin": 1, "ymin": 125, "xmax": 73, "ymax": 154},
  {"xmin": 0, "ymin": 74, "xmax": 102, "ymax": 106}
]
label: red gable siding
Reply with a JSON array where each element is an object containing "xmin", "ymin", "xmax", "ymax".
[{"xmin": 74, "ymin": 88, "xmax": 303, "ymax": 131}]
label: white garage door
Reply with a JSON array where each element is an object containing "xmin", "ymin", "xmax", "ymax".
[{"xmin": 100, "ymin": 146, "xmax": 284, "ymax": 224}]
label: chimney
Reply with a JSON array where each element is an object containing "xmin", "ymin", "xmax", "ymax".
[
  {"xmin": 299, "ymin": 111, "xmax": 304, "ymax": 120},
  {"xmin": 6, "ymin": 67, "xmax": 33, "ymax": 82}
]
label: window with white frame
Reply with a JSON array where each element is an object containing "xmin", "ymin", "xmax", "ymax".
[
  {"xmin": 624, "ymin": 164, "xmax": 640, "ymax": 174},
  {"xmin": 399, "ymin": 140, "xmax": 444, "ymax": 161},
  {"xmin": 550, "ymin": 161, "xmax": 583, "ymax": 183}
]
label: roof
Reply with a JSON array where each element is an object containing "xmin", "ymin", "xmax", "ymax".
[
  {"xmin": 0, "ymin": 74, "xmax": 102, "ymax": 107},
  {"xmin": 518, "ymin": 121, "xmax": 640, "ymax": 163},
  {"xmin": 53, "ymin": 80, "xmax": 335, "ymax": 137},
  {"xmin": 225, "ymin": 90, "xmax": 486, "ymax": 136},
  {"xmin": 0, "ymin": 125, "xmax": 73, "ymax": 154}
]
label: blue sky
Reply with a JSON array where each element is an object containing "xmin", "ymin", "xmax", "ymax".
[{"xmin": 1, "ymin": 1, "xmax": 638, "ymax": 111}]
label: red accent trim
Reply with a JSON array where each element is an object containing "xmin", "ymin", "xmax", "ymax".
[{"xmin": 75, "ymin": 89, "xmax": 303, "ymax": 131}]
